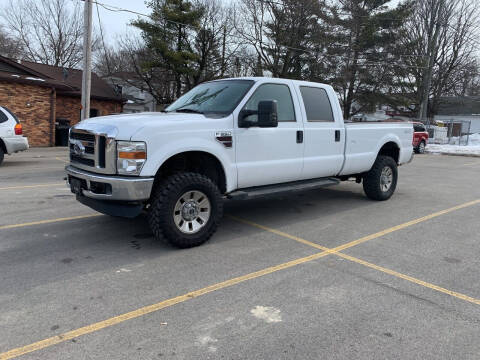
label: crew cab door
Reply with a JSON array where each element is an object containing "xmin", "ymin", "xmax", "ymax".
[
  {"xmin": 235, "ymin": 81, "xmax": 304, "ymax": 188},
  {"xmin": 294, "ymin": 84, "xmax": 345, "ymax": 179}
]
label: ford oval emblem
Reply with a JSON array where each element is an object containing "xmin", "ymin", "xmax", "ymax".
[{"xmin": 73, "ymin": 141, "xmax": 85, "ymax": 156}]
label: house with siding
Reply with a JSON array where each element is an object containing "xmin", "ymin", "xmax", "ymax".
[{"xmin": 0, "ymin": 55, "xmax": 123, "ymax": 146}]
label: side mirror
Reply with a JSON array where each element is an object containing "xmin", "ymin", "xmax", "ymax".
[
  {"xmin": 257, "ymin": 100, "xmax": 278, "ymax": 128},
  {"xmin": 238, "ymin": 100, "xmax": 278, "ymax": 128}
]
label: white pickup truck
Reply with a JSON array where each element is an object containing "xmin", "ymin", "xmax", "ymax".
[{"xmin": 66, "ymin": 77, "xmax": 413, "ymax": 248}]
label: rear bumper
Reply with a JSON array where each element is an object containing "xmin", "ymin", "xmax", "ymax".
[
  {"xmin": 3, "ymin": 136, "xmax": 29, "ymax": 154},
  {"xmin": 66, "ymin": 165, "xmax": 154, "ymax": 201}
]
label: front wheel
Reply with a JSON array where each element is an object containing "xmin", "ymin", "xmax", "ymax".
[
  {"xmin": 147, "ymin": 172, "xmax": 223, "ymax": 248},
  {"xmin": 363, "ymin": 155, "xmax": 398, "ymax": 201}
]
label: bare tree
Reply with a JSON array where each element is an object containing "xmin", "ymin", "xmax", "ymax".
[
  {"xmin": 403, "ymin": 0, "xmax": 479, "ymax": 118},
  {"xmin": 1, "ymin": 0, "xmax": 94, "ymax": 68},
  {"xmin": 0, "ymin": 25, "xmax": 23, "ymax": 59}
]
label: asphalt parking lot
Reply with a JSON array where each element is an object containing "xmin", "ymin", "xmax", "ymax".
[{"xmin": 1, "ymin": 148, "xmax": 480, "ymax": 360}]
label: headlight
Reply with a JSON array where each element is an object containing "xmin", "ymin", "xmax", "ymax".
[{"xmin": 116, "ymin": 141, "xmax": 147, "ymax": 175}]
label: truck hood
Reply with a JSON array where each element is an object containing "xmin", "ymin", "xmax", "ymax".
[{"xmin": 74, "ymin": 112, "xmax": 206, "ymax": 140}]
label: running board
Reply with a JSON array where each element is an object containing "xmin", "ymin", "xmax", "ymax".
[{"xmin": 227, "ymin": 177, "xmax": 340, "ymax": 200}]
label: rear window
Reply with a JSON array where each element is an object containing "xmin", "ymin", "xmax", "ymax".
[
  {"xmin": 414, "ymin": 124, "xmax": 425, "ymax": 132},
  {"xmin": 299, "ymin": 87, "xmax": 334, "ymax": 122},
  {"xmin": 0, "ymin": 108, "xmax": 7, "ymax": 124},
  {"xmin": 1, "ymin": 107, "xmax": 19, "ymax": 123}
]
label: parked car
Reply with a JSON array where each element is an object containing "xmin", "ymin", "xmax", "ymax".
[
  {"xmin": 413, "ymin": 122, "xmax": 429, "ymax": 153},
  {"xmin": 66, "ymin": 77, "xmax": 413, "ymax": 248},
  {"xmin": 0, "ymin": 106, "xmax": 29, "ymax": 165}
]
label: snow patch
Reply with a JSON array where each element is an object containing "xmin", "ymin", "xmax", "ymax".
[
  {"xmin": 25, "ymin": 77, "xmax": 45, "ymax": 82},
  {"xmin": 250, "ymin": 306, "xmax": 282, "ymax": 323},
  {"xmin": 426, "ymin": 133, "xmax": 480, "ymax": 156}
]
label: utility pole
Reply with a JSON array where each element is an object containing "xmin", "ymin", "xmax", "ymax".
[
  {"xmin": 419, "ymin": 0, "xmax": 445, "ymax": 122},
  {"xmin": 81, "ymin": 0, "xmax": 93, "ymax": 120}
]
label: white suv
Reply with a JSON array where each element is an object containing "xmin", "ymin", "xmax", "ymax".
[{"xmin": 0, "ymin": 106, "xmax": 29, "ymax": 165}]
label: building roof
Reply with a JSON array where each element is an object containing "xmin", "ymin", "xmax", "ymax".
[
  {"xmin": 0, "ymin": 55, "xmax": 72, "ymax": 90},
  {"xmin": 0, "ymin": 56, "xmax": 122, "ymax": 102},
  {"xmin": 437, "ymin": 96, "xmax": 480, "ymax": 116},
  {"xmin": 23, "ymin": 61, "xmax": 122, "ymax": 102}
]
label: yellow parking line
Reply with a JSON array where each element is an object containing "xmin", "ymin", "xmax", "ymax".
[
  {"xmin": 0, "ymin": 183, "xmax": 64, "ymax": 191},
  {"xmin": 0, "ymin": 251, "xmax": 331, "ymax": 360},
  {"xmin": 335, "ymin": 252, "xmax": 480, "ymax": 305},
  {"xmin": 0, "ymin": 214, "xmax": 102, "ymax": 230},
  {"xmin": 231, "ymin": 199, "xmax": 480, "ymax": 305},
  {"xmin": 331, "ymin": 199, "xmax": 480, "ymax": 253},
  {"xmin": 1, "ymin": 200, "xmax": 479, "ymax": 358},
  {"xmin": 55, "ymin": 157, "xmax": 69, "ymax": 164}
]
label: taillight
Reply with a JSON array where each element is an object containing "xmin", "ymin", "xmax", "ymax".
[{"xmin": 14, "ymin": 123, "xmax": 22, "ymax": 135}]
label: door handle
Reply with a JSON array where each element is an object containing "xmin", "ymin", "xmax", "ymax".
[
  {"xmin": 296, "ymin": 130, "xmax": 303, "ymax": 143},
  {"xmin": 335, "ymin": 130, "xmax": 341, "ymax": 142}
]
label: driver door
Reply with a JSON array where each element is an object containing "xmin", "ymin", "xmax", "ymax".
[{"xmin": 235, "ymin": 81, "xmax": 304, "ymax": 188}]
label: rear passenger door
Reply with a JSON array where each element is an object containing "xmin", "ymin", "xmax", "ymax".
[{"xmin": 295, "ymin": 84, "xmax": 345, "ymax": 179}]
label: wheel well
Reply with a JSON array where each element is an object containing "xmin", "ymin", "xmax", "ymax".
[
  {"xmin": 378, "ymin": 142, "xmax": 399, "ymax": 163},
  {"xmin": 154, "ymin": 151, "xmax": 227, "ymax": 193},
  {"xmin": 0, "ymin": 139, "xmax": 6, "ymax": 153}
]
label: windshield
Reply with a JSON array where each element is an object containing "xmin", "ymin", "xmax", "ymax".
[{"xmin": 165, "ymin": 80, "xmax": 254, "ymax": 115}]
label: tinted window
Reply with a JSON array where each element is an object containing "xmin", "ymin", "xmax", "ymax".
[
  {"xmin": 243, "ymin": 83, "xmax": 295, "ymax": 122},
  {"xmin": 0, "ymin": 108, "xmax": 7, "ymax": 123},
  {"xmin": 414, "ymin": 124, "xmax": 425, "ymax": 132},
  {"xmin": 300, "ymin": 87, "xmax": 334, "ymax": 122},
  {"xmin": 2, "ymin": 107, "xmax": 19, "ymax": 123}
]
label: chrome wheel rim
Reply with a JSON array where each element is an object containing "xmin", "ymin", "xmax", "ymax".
[
  {"xmin": 173, "ymin": 190, "xmax": 211, "ymax": 234},
  {"xmin": 419, "ymin": 142, "xmax": 425, "ymax": 153},
  {"xmin": 380, "ymin": 166, "xmax": 393, "ymax": 192}
]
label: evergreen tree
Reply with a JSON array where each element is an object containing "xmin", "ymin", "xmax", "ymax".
[
  {"xmin": 320, "ymin": 0, "xmax": 413, "ymax": 118},
  {"xmin": 133, "ymin": 0, "xmax": 203, "ymax": 98}
]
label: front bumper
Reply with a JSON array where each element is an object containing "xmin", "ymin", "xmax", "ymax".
[
  {"xmin": 66, "ymin": 165, "xmax": 154, "ymax": 201},
  {"xmin": 4, "ymin": 136, "xmax": 29, "ymax": 154}
]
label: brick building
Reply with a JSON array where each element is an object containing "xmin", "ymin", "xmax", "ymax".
[{"xmin": 0, "ymin": 56, "xmax": 123, "ymax": 146}]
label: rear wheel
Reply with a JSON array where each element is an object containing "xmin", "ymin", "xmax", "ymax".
[
  {"xmin": 418, "ymin": 140, "xmax": 426, "ymax": 154},
  {"xmin": 363, "ymin": 155, "xmax": 398, "ymax": 201},
  {"xmin": 147, "ymin": 172, "xmax": 223, "ymax": 248},
  {"xmin": 0, "ymin": 147, "xmax": 4, "ymax": 166}
]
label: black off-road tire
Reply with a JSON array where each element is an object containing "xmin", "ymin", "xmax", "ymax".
[
  {"xmin": 363, "ymin": 155, "xmax": 398, "ymax": 201},
  {"xmin": 147, "ymin": 172, "xmax": 223, "ymax": 248},
  {"xmin": 0, "ymin": 147, "xmax": 4, "ymax": 166}
]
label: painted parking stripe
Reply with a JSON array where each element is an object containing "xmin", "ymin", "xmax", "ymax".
[
  {"xmin": 232, "ymin": 200, "xmax": 480, "ymax": 305},
  {"xmin": 1, "ymin": 200, "xmax": 479, "ymax": 358},
  {"xmin": 0, "ymin": 214, "xmax": 102, "ymax": 230},
  {"xmin": 0, "ymin": 183, "xmax": 64, "ymax": 191}
]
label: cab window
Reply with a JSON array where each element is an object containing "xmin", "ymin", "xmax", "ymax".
[
  {"xmin": 299, "ymin": 86, "xmax": 334, "ymax": 122},
  {"xmin": 242, "ymin": 83, "xmax": 295, "ymax": 122}
]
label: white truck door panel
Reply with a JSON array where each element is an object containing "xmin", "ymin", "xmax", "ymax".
[
  {"xmin": 295, "ymin": 84, "xmax": 345, "ymax": 179},
  {"xmin": 235, "ymin": 81, "xmax": 304, "ymax": 188}
]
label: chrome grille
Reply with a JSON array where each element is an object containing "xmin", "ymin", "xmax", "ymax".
[{"xmin": 69, "ymin": 129, "xmax": 114, "ymax": 174}]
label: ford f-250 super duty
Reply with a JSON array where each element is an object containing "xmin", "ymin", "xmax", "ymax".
[{"xmin": 66, "ymin": 77, "xmax": 413, "ymax": 248}]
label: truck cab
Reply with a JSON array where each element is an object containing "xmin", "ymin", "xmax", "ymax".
[{"xmin": 66, "ymin": 77, "xmax": 413, "ymax": 248}]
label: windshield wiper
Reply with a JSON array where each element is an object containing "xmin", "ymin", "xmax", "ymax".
[{"xmin": 174, "ymin": 108, "xmax": 204, "ymax": 114}]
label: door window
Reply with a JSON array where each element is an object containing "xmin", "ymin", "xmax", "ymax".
[
  {"xmin": 299, "ymin": 87, "xmax": 334, "ymax": 122},
  {"xmin": 242, "ymin": 83, "xmax": 295, "ymax": 122}
]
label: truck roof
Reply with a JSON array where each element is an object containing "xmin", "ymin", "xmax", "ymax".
[{"xmin": 213, "ymin": 77, "xmax": 330, "ymax": 88}]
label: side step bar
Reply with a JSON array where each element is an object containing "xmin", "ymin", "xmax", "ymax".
[{"xmin": 227, "ymin": 177, "xmax": 340, "ymax": 200}]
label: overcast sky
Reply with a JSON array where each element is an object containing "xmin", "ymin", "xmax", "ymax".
[
  {"xmin": 0, "ymin": 0, "xmax": 405, "ymax": 46},
  {"xmin": 0, "ymin": 0, "xmax": 150, "ymax": 44}
]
